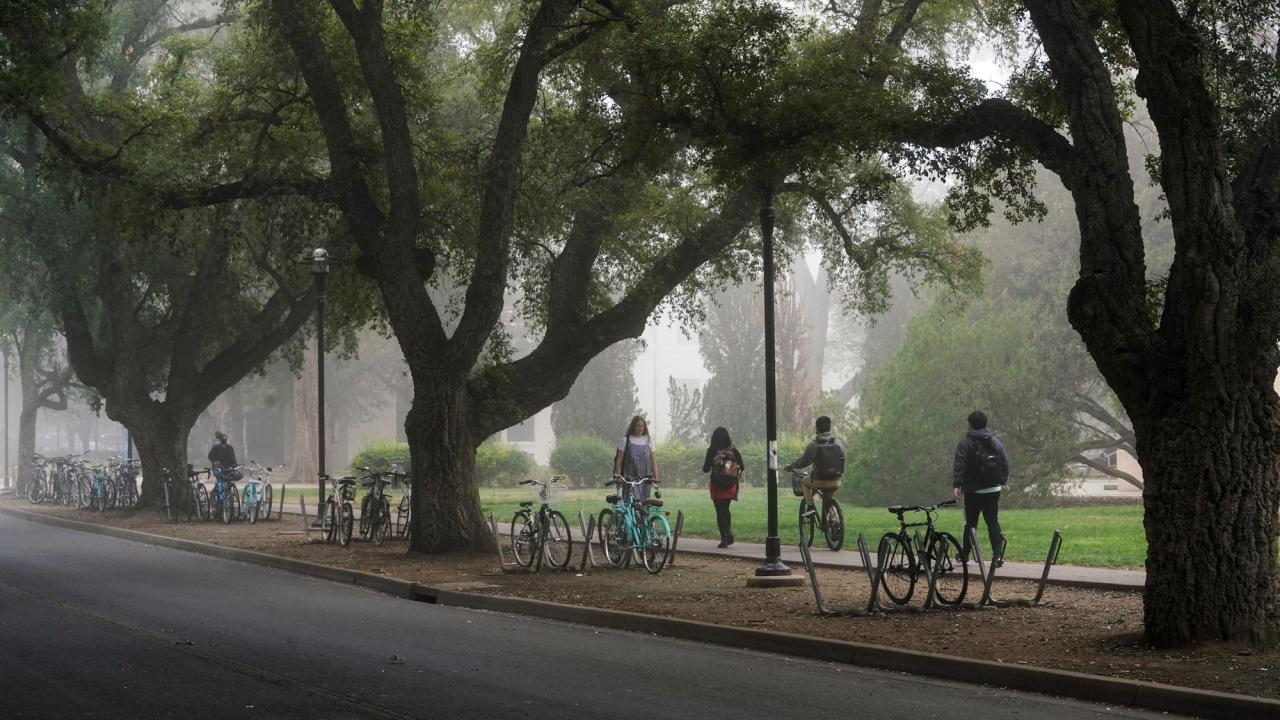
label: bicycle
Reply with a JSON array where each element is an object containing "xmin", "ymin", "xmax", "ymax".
[
  {"xmin": 88, "ymin": 465, "xmax": 116, "ymax": 511},
  {"xmin": 357, "ymin": 468, "xmax": 402, "ymax": 545},
  {"xmin": 186, "ymin": 468, "xmax": 211, "ymax": 520},
  {"xmin": 395, "ymin": 476, "xmax": 412, "ymax": 539},
  {"xmin": 791, "ymin": 468, "xmax": 844, "ymax": 552},
  {"xmin": 240, "ymin": 462, "xmax": 277, "ymax": 523},
  {"xmin": 877, "ymin": 499, "xmax": 968, "ymax": 607},
  {"xmin": 320, "ymin": 474, "xmax": 356, "ymax": 547},
  {"xmin": 109, "ymin": 457, "xmax": 140, "ymax": 509},
  {"xmin": 25, "ymin": 454, "xmax": 49, "ymax": 504},
  {"xmin": 597, "ymin": 475, "xmax": 672, "ymax": 574},
  {"xmin": 209, "ymin": 466, "xmax": 241, "ymax": 525},
  {"xmin": 509, "ymin": 477, "xmax": 573, "ymax": 569}
]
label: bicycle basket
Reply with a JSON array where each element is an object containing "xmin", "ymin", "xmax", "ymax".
[
  {"xmin": 340, "ymin": 484, "xmax": 357, "ymax": 502},
  {"xmin": 534, "ymin": 482, "xmax": 568, "ymax": 505},
  {"xmin": 791, "ymin": 474, "xmax": 804, "ymax": 497}
]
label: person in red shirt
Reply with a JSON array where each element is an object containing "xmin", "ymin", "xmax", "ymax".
[{"xmin": 702, "ymin": 427, "xmax": 745, "ymax": 548}]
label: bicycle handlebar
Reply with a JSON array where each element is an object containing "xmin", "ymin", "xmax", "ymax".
[{"xmin": 605, "ymin": 475, "xmax": 656, "ymax": 487}]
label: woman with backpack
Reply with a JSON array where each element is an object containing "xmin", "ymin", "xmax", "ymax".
[{"xmin": 702, "ymin": 427, "xmax": 744, "ymax": 548}]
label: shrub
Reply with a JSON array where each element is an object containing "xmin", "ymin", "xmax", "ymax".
[
  {"xmin": 349, "ymin": 441, "xmax": 410, "ymax": 474},
  {"xmin": 475, "ymin": 441, "xmax": 534, "ymax": 487},
  {"xmin": 652, "ymin": 441, "xmax": 707, "ymax": 487},
  {"xmin": 550, "ymin": 434, "xmax": 615, "ymax": 486}
]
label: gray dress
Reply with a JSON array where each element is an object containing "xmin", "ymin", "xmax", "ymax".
[{"xmin": 619, "ymin": 435, "xmax": 654, "ymax": 502}]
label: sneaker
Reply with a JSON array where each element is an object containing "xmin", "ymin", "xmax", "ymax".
[
  {"xmin": 725, "ymin": 534, "xmax": 734, "ymax": 546},
  {"xmin": 716, "ymin": 538, "xmax": 729, "ymax": 548},
  {"xmin": 994, "ymin": 559, "xmax": 1004, "ymax": 568}
]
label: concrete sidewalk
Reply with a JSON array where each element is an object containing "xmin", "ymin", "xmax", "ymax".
[{"xmin": 267, "ymin": 499, "xmax": 1143, "ymax": 591}]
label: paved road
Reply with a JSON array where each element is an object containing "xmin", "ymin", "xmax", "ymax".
[{"xmin": 0, "ymin": 514, "xmax": 1174, "ymax": 720}]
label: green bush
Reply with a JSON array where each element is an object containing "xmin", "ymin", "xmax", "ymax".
[
  {"xmin": 652, "ymin": 441, "xmax": 708, "ymax": 487},
  {"xmin": 550, "ymin": 434, "xmax": 615, "ymax": 486},
  {"xmin": 475, "ymin": 441, "xmax": 534, "ymax": 487},
  {"xmin": 349, "ymin": 441, "xmax": 410, "ymax": 474}
]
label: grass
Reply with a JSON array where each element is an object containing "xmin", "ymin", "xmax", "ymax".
[
  {"xmin": 262, "ymin": 483, "xmax": 1146, "ymax": 568},
  {"xmin": 478, "ymin": 486, "xmax": 1147, "ymax": 569}
]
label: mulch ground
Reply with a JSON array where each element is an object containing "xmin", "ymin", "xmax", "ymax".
[{"xmin": 7, "ymin": 498, "xmax": 1278, "ymax": 701}]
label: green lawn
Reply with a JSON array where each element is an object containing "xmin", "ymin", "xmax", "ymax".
[
  {"xmin": 478, "ymin": 486, "xmax": 1147, "ymax": 569},
  {"xmin": 265, "ymin": 483, "xmax": 1145, "ymax": 568}
]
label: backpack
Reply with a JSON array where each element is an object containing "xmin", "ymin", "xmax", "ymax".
[
  {"xmin": 967, "ymin": 435, "xmax": 1007, "ymax": 489},
  {"xmin": 812, "ymin": 437, "xmax": 845, "ymax": 480},
  {"xmin": 712, "ymin": 448, "xmax": 739, "ymax": 488}
]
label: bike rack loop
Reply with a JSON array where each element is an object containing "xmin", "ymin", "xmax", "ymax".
[
  {"xmin": 967, "ymin": 527, "xmax": 1063, "ymax": 607},
  {"xmin": 577, "ymin": 510, "xmax": 597, "ymax": 571},
  {"xmin": 667, "ymin": 509, "xmax": 685, "ymax": 567},
  {"xmin": 857, "ymin": 532, "xmax": 885, "ymax": 612},
  {"xmin": 300, "ymin": 495, "xmax": 312, "ymax": 543},
  {"xmin": 162, "ymin": 480, "xmax": 175, "ymax": 524}
]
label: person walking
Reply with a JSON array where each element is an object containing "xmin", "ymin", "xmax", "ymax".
[
  {"xmin": 784, "ymin": 416, "xmax": 845, "ymax": 510},
  {"xmin": 702, "ymin": 427, "xmax": 744, "ymax": 548},
  {"xmin": 613, "ymin": 415, "xmax": 659, "ymax": 502},
  {"xmin": 952, "ymin": 410, "xmax": 1010, "ymax": 564}
]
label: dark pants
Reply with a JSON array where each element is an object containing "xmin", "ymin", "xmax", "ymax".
[
  {"xmin": 961, "ymin": 490, "xmax": 1002, "ymax": 560},
  {"xmin": 713, "ymin": 498, "xmax": 733, "ymax": 540}
]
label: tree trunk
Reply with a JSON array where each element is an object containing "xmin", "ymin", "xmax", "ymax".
[
  {"xmin": 227, "ymin": 384, "xmax": 246, "ymax": 461},
  {"xmin": 1135, "ymin": 372, "xmax": 1280, "ymax": 647},
  {"xmin": 282, "ymin": 340, "xmax": 319, "ymax": 489},
  {"xmin": 16, "ymin": 406, "xmax": 37, "ymax": 495},
  {"xmin": 126, "ymin": 410, "xmax": 195, "ymax": 510},
  {"xmin": 405, "ymin": 383, "xmax": 493, "ymax": 553}
]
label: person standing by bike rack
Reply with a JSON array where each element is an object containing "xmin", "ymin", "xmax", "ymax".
[
  {"xmin": 784, "ymin": 415, "xmax": 845, "ymax": 520},
  {"xmin": 702, "ymin": 427, "xmax": 744, "ymax": 548},
  {"xmin": 613, "ymin": 415, "xmax": 659, "ymax": 504},
  {"xmin": 208, "ymin": 431, "xmax": 241, "ymax": 481},
  {"xmin": 952, "ymin": 410, "xmax": 1010, "ymax": 565}
]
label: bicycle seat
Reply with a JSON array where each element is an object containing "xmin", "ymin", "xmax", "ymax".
[
  {"xmin": 887, "ymin": 505, "xmax": 918, "ymax": 514},
  {"xmin": 519, "ymin": 501, "xmax": 534, "ymax": 507},
  {"xmin": 640, "ymin": 498, "xmax": 664, "ymax": 507},
  {"xmin": 605, "ymin": 494, "xmax": 620, "ymax": 504},
  {"xmin": 337, "ymin": 478, "xmax": 357, "ymax": 486}
]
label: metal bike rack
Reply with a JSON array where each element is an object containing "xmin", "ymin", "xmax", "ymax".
[
  {"xmin": 667, "ymin": 510, "xmax": 685, "ymax": 567},
  {"xmin": 300, "ymin": 495, "xmax": 313, "ymax": 543},
  {"xmin": 490, "ymin": 513, "xmax": 522, "ymax": 573},
  {"xmin": 162, "ymin": 480, "xmax": 175, "ymax": 523},
  {"xmin": 797, "ymin": 531, "xmax": 872, "ymax": 616},
  {"xmin": 965, "ymin": 527, "xmax": 1063, "ymax": 607},
  {"xmin": 577, "ymin": 510, "xmax": 598, "ymax": 571}
]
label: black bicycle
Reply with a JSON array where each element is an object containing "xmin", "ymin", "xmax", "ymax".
[
  {"xmin": 791, "ymin": 468, "xmax": 844, "ymax": 552},
  {"xmin": 877, "ymin": 499, "xmax": 968, "ymax": 606},
  {"xmin": 510, "ymin": 477, "xmax": 573, "ymax": 570}
]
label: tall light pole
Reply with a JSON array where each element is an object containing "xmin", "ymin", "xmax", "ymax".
[
  {"xmin": 311, "ymin": 247, "xmax": 329, "ymax": 519},
  {"xmin": 755, "ymin": 188, "xmax": 792, "ymax": 580},
  {"xmin": 3, "ymin": 349, "xmax": 8, "ymax": 490}
]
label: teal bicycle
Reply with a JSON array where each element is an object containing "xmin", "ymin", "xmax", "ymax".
[
  {"xmin": 240, "ymin": 462, "xmax": 279, "ymax": 523},
  {"xmin": 597, "ymin": 475, "xmax": 672, "ymax": 574}
]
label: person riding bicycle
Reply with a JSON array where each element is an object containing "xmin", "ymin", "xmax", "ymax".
[
  {"xmin": 784, "ymin": 416, "xmax": 845, "ymax": 509},
  {"xmin": 208, "ymin": 431, "xmax": 241, "ymax": 481}
]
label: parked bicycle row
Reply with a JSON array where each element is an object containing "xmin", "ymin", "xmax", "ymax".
[
  {"xmin": 310, "ymin": 468, "xmax": 413, "ymax": 547},
  {"xmin": 170, "ymin": 461, "xmax": 282, "ymax": 525},
  {"xmin": 504, "ymin": 474, "xmax": 676, "ymax": 575},
  {"xmin": 25, "ymin": 453, "xmax": 140, "ymax": 511}
]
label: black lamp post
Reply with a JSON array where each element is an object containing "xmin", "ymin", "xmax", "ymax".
[
  {"xmin": 755, "ymin": 188, "xmax": 791, "ymax": 578},
  {"xmin": 310, "ymin": 247, "xmax": 329, "ymax": 519},
  {"xmin": 3, "ymin": 349, "xmax": 8, "ymax": 490}
]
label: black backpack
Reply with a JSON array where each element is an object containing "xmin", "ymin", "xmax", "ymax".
[
  {"xmin": 812, "ymin": 437, "xmax": 845, "ymax": 480},
  {"xmin": 967, "ymin": 436, "xmax": 1007, "ymax": 488}
]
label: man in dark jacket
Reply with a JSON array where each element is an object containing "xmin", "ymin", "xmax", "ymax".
[
  {"xmin": 952, "ymin": 410, "xmax": 1010, "ymax": 564},
  {"xmin": 208, "ymin": 431, "xmax": 240, "ymax": 479},
  {"xmin": 785, "ymin": 416, "xmax": 845, "ymax": 508}
]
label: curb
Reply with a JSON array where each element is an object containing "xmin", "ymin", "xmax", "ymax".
[{"xmin": 4, "ymin": 506, "xmax": 1274, "ymax": 720}]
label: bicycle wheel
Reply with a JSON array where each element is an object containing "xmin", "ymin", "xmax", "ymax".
[
  {"xmin": 877, "ymin": 532, "xmax": 917, "ymax": 605},
  {"xmin": 195, "ymin": 484, "xmax": 210, "ymax": 520},
  {"xmin": 260, "ymin": 483, "xmax": 273, "ymax": 520},
  {"xmin": 247, "ymin": 489, "xmax": 259, "ymax": 524},
  {"xmin": 27, "ymin": 474, "xmax": 45, "ymax": 504},
  {"xmin": 324, "ymin": 500, "xmax": 338, "ymax": 543},
  {"xmin": 338, "ymin": 503, "xmax": 354, "ymax": 547},
  {"xmin": 509, "ymin": 510, "xmax": 536, "ymax": 568},
  {"xmin": 223, "ymin": 487, "xmax": 240, "ymax": 524},
  {"xmin": 798, "ymin": 502, "xmax": 816, "ymax": 548},
  {"xmin": 102, "ymin": 481, "xmax": 116, "ymax": 511},
  {"xmin": 642, "ymin": 513, "xmax": 673, "ymax": 574},
  {"xmin": 929, "ymin": 532, "xmax": 968, "ymax": 606},
  {"xmin": 822, "ymin": 499, "xmax": 844, "ymax": 552},
  {"xmin": 543, "ymin": 510, "xmax": 573, "ymax": 569},
  {"xmin": 359, "ymin": 494, "xmax": 373, "ymax": 539},
  {"xmin": 78, "ymin": 477, "xmax": 92, "ymax": 509},
  {"xmin": 597, "ymin": 509, "xmax": 626, "ymax": 567},
  {"xmin": 396, "ymin": 495, "xmax": 411, "ymax": 537},
  {"xmin": 370, "ymin": 498, "xmax": 389, "ymax": 546}
]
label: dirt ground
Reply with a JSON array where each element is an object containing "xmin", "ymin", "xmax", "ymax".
[{"xmin": 7, "ymin": 498, "xmax": 1279, "ymax": 701}]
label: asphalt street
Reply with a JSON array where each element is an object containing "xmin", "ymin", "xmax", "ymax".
[{"xmin": 0, "ymin": 513, "xmax": 1182, "ymax": 719}]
